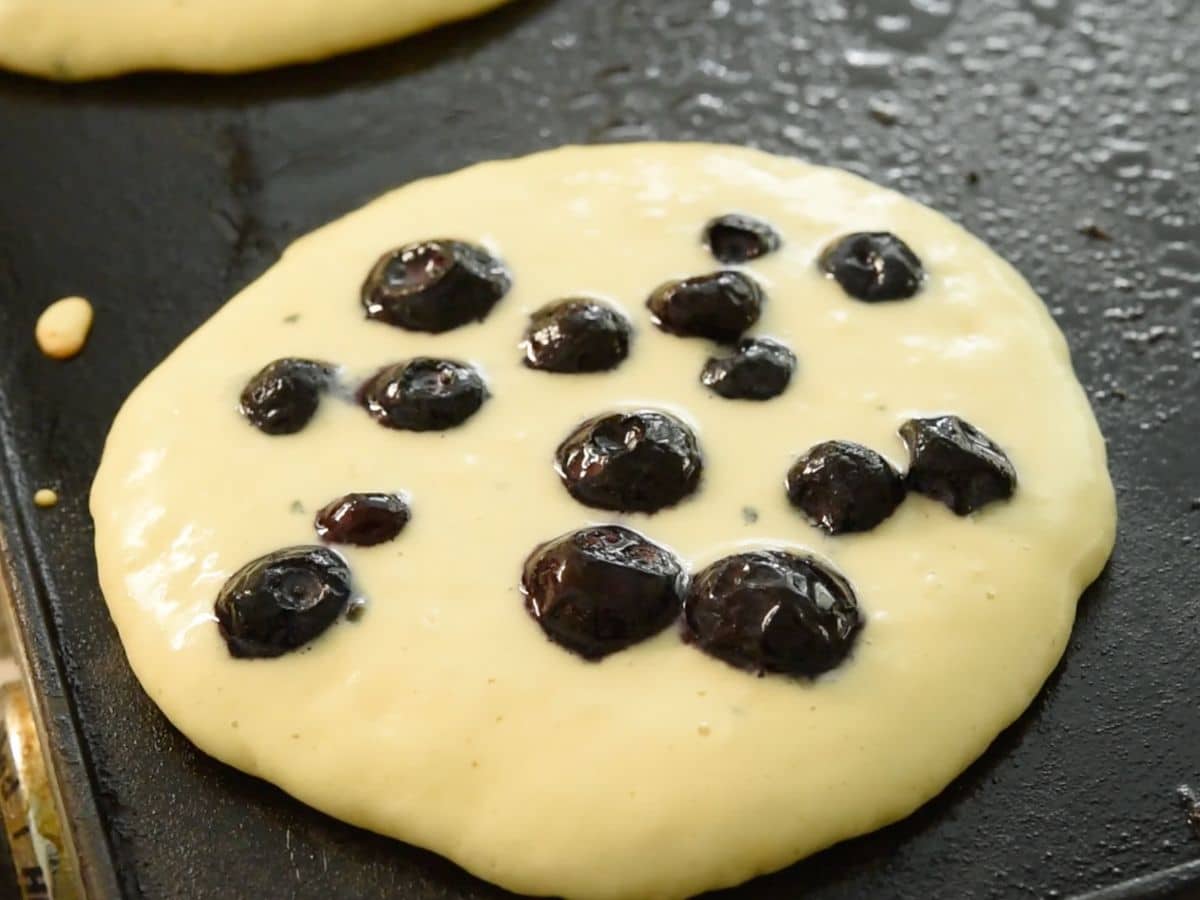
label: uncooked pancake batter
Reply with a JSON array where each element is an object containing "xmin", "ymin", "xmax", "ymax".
[
  {"xmin": 0, "ymin": 0, "xmax": 514, "ymax": 80},
  {"xmin": 91, "ymin": 144, "xmax": 1116, "ymax": 899},
  {"xmin": 35, "ymin": 296, "xmax": 93, "ymax": 360}
]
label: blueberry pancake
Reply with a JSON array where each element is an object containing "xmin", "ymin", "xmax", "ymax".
[{"xmin": 91, "ymin": 143, "xmax": 1116, "ymax": 900}]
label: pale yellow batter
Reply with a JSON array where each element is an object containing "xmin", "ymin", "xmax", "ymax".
[
  {"xmin": 91, "ymin": 144, "xmax": 1116, "ymax": 900},
  {"xmin": 35, "ymin": 296, "xmax": 93, "ymax": 360},
  {"xmin": 33, "ymin": 488, "xmax": 59, "ymax": 509},
  {"xmin": 0, "ymin": 0, "xmax": 514, "ymax": 80}
]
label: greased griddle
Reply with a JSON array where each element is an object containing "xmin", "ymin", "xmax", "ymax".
[{"xmin": 1, "ymin": 0, "xmax": 1199, "ymax": 897}]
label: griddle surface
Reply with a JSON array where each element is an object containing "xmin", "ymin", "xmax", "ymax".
[{"xmin": 1, "ymin": 1, "xmax": 1199, "ymax": 897}]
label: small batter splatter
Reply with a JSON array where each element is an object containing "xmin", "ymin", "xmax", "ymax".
[
  {"xmin": 36, "ymin": 296, "xmax": 93, "ymax": 359},
  {"xmin": 33, "ymin": 488, "xmax": 58, "ymax": 508}
]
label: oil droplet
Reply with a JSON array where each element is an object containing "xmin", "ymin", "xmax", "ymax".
[
  {"xmin": 1024, "ymin": 0, "xmax": 1072, "ymax": 25},
  {"xmin": 848, "ymin": 0, "xmax": 960, "ymax": 50},
  {"xmin": 34, "ymin": 488, "xmax": 58, "ymax": 508},
  {"xmin": 1094, "ymin": 138, "xmax": 1152, "ymax": 180},
  {"xmin": 843, "ymin": 48, "xmax": 895, "ymax": 86}
]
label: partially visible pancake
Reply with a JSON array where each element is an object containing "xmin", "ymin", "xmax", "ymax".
[{"xmin": 0, "ymin": 0, "xmax": 514, "ymax": 80}]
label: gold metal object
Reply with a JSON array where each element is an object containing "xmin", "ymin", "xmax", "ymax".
[
  {"xmin": 0, "ymin": 680, "xmax": 82, "ymax": 900},
  {"xmin": 0, "ymin": 505, "xmax": 88, "ymax": 899}
]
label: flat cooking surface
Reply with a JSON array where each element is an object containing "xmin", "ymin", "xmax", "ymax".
[{"xmin": 1, "ymin": 0, "xmax": 1199, "ymax": 897}]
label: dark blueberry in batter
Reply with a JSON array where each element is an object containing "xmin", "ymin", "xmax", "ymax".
[
  {"xmin": 683, "ymin": 550, "xmax": 862, "ymax": 677},
  {"xmin": 522, "ymin": 525, "xmax": 684, "ymax": 660},
  {"xmin": 647, "ymin": 271, "xmax": 763, "ymax": 343},
  {"xmin": 703, "ymin": 214, "xmax": 781, "ymax": 264},
  {"xmin": 239, "ymin": 358, "xmax": 334, "ymax": 435},
  {"xmin": 700, "ymin": 337, "xmax": 796, "ymax": 401},
  {"xmin": 215, "ymin": 546, "xmax": 352, "ymax": 659},
  {"xmin": 359, "ymin": 358, "xmax": 487, "ymax": 431},
  {"xmin": 361, "ymin": 240, "xmax": 511, "ymax": 333},
  {"xmin": 522, "ymin": 298, "xmax": 632, "ymax": 373},
  {"xmin": 786, "ymin": 440, "xmax": 906, "ymax": 534},
  {"xmin": 819, "ymin": 232, "xmax": 924, "ymax": 302},
  {"xmin": 556, "ymin": 410, "xmax": 702, "ymax": 514},
  {"xmin": 900, "ymin": 415, "xmax": 1017, "ymax": 515},
  {"xmin": 315, "ymin": 492, "xmax": 410, "ymax": 546}
]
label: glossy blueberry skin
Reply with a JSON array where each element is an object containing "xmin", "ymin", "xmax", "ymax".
[
  {"xmin": 361, "ymin": 239, "xmax": 510, "ymax": 333},
  {"xmin": 683, "ymin": 550, "xmax": 862, "ymax": 677},
  {"xmin": 239, "ymin": 358, "xmax": 334, "ymax": 435},
  {"xmin": 700, "ymin": 337, "xmax": 796, "ymax": 401},
  {"xmin": 359, "ymin": 358, "xmax": 487, "ymax": 432},
  {"xmin": 315, "ymin": 493, "xmax": 410, "ymax": 546},
  {"xmin": 522, "ymin": 525, "xmax": 684, "ymax": 660},
  {"xmin": 900, "ymin": 415, "xmax": 1017, "ymax": 515},
  {"xmin": 786, "ymin": 440, "xmax": 906, "ymax": 534},
  {"xmin": 703, "ymin": 214, "xmax": 781, "ymax": 264},
  {"xmin": 556, "ymin": 410, "xmax": 702, "ymax": 514},
  {"xmin": 522, "ymin": 298, "xmax": 632, "ymax": 373},
  {"xmin": 215, "ymin": 546, "xmax": 352, "ymax": 659},
  {"xmin": 647, "ymin": 270, "xmax": 764, "ymax": 343},
  {"xmin": 819, "ymin": 231, "xmax": 925, "ymax": 302}
]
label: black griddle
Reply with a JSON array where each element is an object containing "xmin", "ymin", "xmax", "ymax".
[{"xmin": 1, "ymin": 0, "xmax": 1199, "ymax": 897}]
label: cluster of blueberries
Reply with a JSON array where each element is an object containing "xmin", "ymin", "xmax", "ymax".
[{"xmin": 216, "ymin": 216, "xmax": 1016, "ymax": 680}]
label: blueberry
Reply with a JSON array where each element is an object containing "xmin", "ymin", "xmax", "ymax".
[
  {"xmin": 683, "ymin": 550, "xmax": 862, "ymax": 677},
  {"xmin": 556, "ymin": 410, "xmax": 702, "ymax": 513},
  {"xmin": 239, "ymin": 358, "xmax": 334, "ymax": 435},
  {"xmin": 215, "ymin": 546, "xmax": 352, "ymax": 658},
  {"xmin": 359, "ymin": 358, "xmax": 487, "ymax": 431},
  {"xmin": 700, "ymin": 337, "xmax": 796, "ymax": 401},
  {"xmin": 703, "ymin": 214, "xmax": 781, "ymax": 264},
  {"xmin": 900, "ymin": 415, "xmax": 1017, "ymax": 515},
  {"xmin": 647, "ymin": 271, "xmax": 763, "ymax": 343},
  {"xmin": 819, "ymin": 232, "xmax": 924, "ymax": 302},
  {"xmin": 786, "ymin": 440, "xmax": 906, "ymax": 534},
  {"xmin": 315, "ymin": 492, "xmax": 410, "ymax": 546},
  {"xmin": 361, "ymin": 240, "xmax": 510, "ymax": 333},
  {"xmin": 522, "ymin": 525, "xmax": 684, "ymax": 660},
  {"xmin": 522, "ymin": 298, "xmax": 632, "ymax": 374}
]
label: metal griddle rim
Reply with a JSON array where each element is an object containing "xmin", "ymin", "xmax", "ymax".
[{"xmin": 0, "ymin": 392, "xmax": 124, "ymax": 898}]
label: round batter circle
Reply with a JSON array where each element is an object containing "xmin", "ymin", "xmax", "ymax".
[{"xmin": 91, "ymin": 143, "xmax": 1116, "ymax": 900}]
